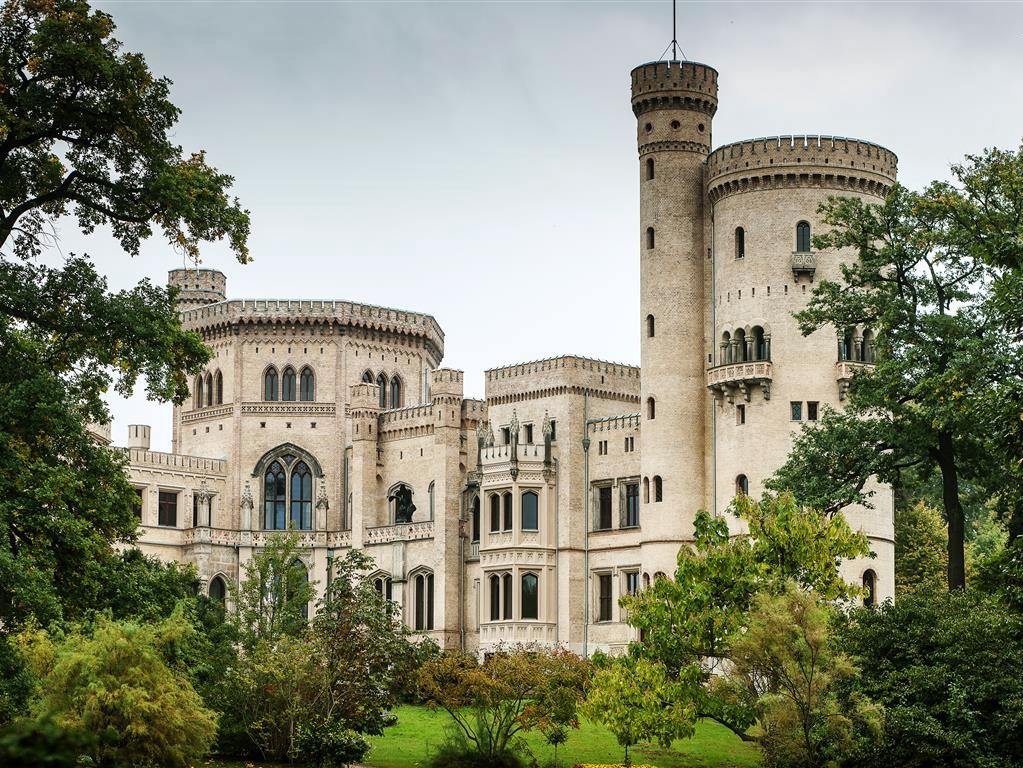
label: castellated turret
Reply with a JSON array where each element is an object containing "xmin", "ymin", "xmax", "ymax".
[
  {"xmin": 167, "ymin": 268, "xmax": 227, "ymax": 312},
  {"xmin": 632, "ymin": 60, "xmax": 718, "ymax": 574}
]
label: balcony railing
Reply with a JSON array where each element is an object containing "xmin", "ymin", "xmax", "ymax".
[
  {"xmin": 791, "ymin": 251, "xmax": 816, "ymax": 277},
  {"xmin": 835, "ymin": 361, "xmax": 875, "ymax": 400},
  {"xmin": 466, "ymin": 541, "xmax": 480, "ymax": 561},
  {"xmin": 706, "ymin": 360, "xmax": 773, "ymax": 402},
  {"xmin": 365, "ymin": 520, "xmax": 435, "ymax": 545}
]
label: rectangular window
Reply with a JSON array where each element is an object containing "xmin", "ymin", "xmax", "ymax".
[
  {"xmin": 807, "ymin": 401, "xmax": 819, "ymax": 421},
  {"xmin": 524, "ymin": 423, "xmax": 533, "ymax": 444},
  {"xmin": 502, "ymin": 494, "xmax": 513, "ymax": 531},
  {"xmin": 598, "ymin": 486, "xmax": 613, "ymax": 530},
  {"xmin": 549, "ymin": 420, "xmax": 556, "ymax": 442},
  {"xmin": 790, "ymin": 401, "xmax": 803, "ymax": 421},
  {"xmin": 193, "ymin": 495, "xmax": 200, "ymax": 527},
  {"xmin": 158, "ymin": 490, "xmax": 178, "ymax": 527},
  {"xmin": 624, "ymin": 483, "xmax": 640, "ymax": 527},
  {"xmin": 501, "ymin": 427, "xmax": 511, "ymax": 445},
  {"xmin": 736, "ymin": 404, "xmax": 746, "ymax": 425},
  {"xmin": 490, "ymin": 494, "xmax": 501, "ymax": 533},
  {"xmin": 131, "ymin": 487, "xmax": 144, "ymax": 519},
  {"xmin": 598, "ymin": 574, "xmax": 613, "ymax": 622}
]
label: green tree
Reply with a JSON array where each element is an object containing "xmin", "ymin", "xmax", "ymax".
[
  {"xmin": 895, "ymin": 502, "xmax": 947, "ymax": 597},
  {"xmin": 713, "ymin": 585, "xmax": 881, "ymax": 768},
  {"xmin": 0, "ymin": 0, "xmax": 248, "ymax": 637},
  {"xmin": 16, "ymin": 610, "xmax": 218, "ymax": 768},
  {"xmin": 230, "ymin": 531, "xmax": 315, "ymax": 651},
  {"xmin": 581, "ymin": 655, "xmax": 696, "ymax": 767},
  {"xmin": 622, "ymin": 492, "xmax": 871, "ymax": 743},
  {"xmin": 769, "ymin": 146, "xmax": 1023, "ymax": 589}
]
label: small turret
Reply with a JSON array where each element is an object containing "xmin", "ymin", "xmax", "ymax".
[
  {"xmin": 127, "ymin": 424, "xmax": 151, "ymax": 450},
  {"xmin": 167, "ymin": 268, "xmax": 227, "ymax": 312}
]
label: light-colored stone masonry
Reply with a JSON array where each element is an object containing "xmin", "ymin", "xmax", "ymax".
[{"xmin": 121, "ymin": 53, "xmax": 897, "ymax": 653}]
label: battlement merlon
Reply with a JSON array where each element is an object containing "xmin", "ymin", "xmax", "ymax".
[
  {"xmin": 630, "ymin": 60, "xmax": 719, "ymax": 118},
  {"xmin": 485, "ymin": 355, "xmax": 641, "ymax": 402},
  {"xmin": 177, "ymin": 298, "xmax": 445, "ymax": 362},
  {"xmin": 707, "ymin": 135, "xmax": 898, "ymax": 202}
]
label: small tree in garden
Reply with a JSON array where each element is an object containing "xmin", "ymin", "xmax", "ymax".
[
  {"xmin": 582, "ymin": 655, "xmax": 697, "ymax": 767},
  {"xmin": 418, "ymin": 647, "xmax": 590, "ymax": 767}
]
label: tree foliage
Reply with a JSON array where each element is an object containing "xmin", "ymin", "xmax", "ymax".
[
  {"xmin": 769, "ymin": 145, "xmax": 1023, "ymax": 588},
  {"xmin": 894, "ymin": 502, "xmax": 947, "ymax": 597}
]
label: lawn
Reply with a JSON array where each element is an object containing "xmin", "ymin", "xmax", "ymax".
[{"xmin": 206, "ymin": 705, "xmax": 760, "ymax": 768}]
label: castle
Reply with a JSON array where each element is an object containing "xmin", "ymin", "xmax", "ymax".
[{"xmin": 117, "ymin": 55, "xmax": 896, "ymax": 655}]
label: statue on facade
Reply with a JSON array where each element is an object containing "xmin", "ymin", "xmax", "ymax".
[{"xmin": 389, "ymin": 484, "xmax": 416, "ymax": 524}]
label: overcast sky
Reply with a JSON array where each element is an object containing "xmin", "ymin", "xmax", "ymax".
[{"xmin": 72, "ymin": 0, "xmax": 1022, "ymax": 453}]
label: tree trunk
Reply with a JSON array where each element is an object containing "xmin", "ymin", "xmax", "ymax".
[{"xmin": 937, "ymin": 431, "xmax": 966, "ymax": 590}]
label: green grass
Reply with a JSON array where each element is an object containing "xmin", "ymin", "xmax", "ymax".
[
  {"xmin": 205, "ymin": 705, "xmax": 760, "ymax": 768},
  {"xmin": 362, "ymin": 705, "xmax": 760, "ymax": 768}
]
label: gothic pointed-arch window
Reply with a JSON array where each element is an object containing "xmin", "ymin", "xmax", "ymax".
[
  {"xmin": 490, "ymin": 494, "xmax": 501, "ymax": 533},
  {"xmin": 195, "ymin": 375, "xmax": 204, "ymax": 409},
  {"xmin": 414, "ymin": 571, "xmax": 434, "ymax": 630},
  {"xmin": 215, "ymin": 370, "xmax": 224, "ymax": 404},
  {"xmin": 264, "ymin": 461, "xmax": 286, "ymax": 530},
  {"xmin": 796, "ymin": 221, "xmax": 811, "ymax": 253},
  {"xmin": 390, "ymin": 376, "xmax": 402, "ymax": 409},
  {"xmin": 281, "ymin": 366, "xmax": 297, "ymax": 401},
  {"xmin": 374, "ymin": 574, "xmax": 393, "ymax": 602},
  {"xmin": 299, "ymin": 367, "xmax": 314, "ymax": 401},
  {"xmin": 646, "ymin": 226, "xmax": 655, "ymax": 250},
  {"xmin": 377, "ymin": 373, "xmax": 388, "ymax": 408},
  {"xmin": 205, "ymin": 372, "xmax": 214, "ymax": 407},
  {"xmin": 362, "ymin": 370, "xmax": 374, "ymax": 383},
  {"xmin": 735, "ymin": 226, "xmax": 745, "ymax": 259},
  {"xmin": 645, "ymin": 158, "xmax": 654, "ymax": 180},
  {"xmin": 471, "ymin": 495, "xmax": 480, "ymax": 542},
  {"xmin": 863, "ymin": 569, "xmax": 877, "ymax": 607},
  {"xmin": 290, "ymin": 461, "xmax": 313, "ymax": 530},
  {"xmin": 502, "ymin": 573, "xmax": 512, "ymax": 620},
  {"xmin": 208, "ymin": 575, "xmax": 227, "ymax": 604},
  {"xmin": 521, "ymin": 572, "xmax": 538, "ymax": 620},
  {"xmin": 653, "ymin": 475, "xmax": 663, "ymax": 502},
  {"xmin": 489, "ymin": 574, "xmax": 501, "ymax": 621},
  {"xmin": 521, "ymin": 491, "xmax": 539, "ymax": 531},
  {"xmin": 264, "ymin": 367, "xmax": 279, "ymax": 401}
]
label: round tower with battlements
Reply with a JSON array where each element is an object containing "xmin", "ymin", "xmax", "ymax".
[
  {"xmin": 632, "ymin": 59, "xmax": 717, "ymax": 573},
  {"xmin": 168, "ymin": 268, "xmax": 227, "ymax": 312}
]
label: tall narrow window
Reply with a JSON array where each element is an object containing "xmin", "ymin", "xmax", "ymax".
[
  {"xmin": 647, "ymin": 397, "xmax": 656, "ymax": 420},
  {"xmin": 205, "ymin": 372, "xmax": 213, "ymax": 407},
  {"xmin": 471, "ymin": 496, "xmax": 480, "ymax": 542},
  {"xmin": 390, "ymin": 377, "xmax": 402, "ymax": 409},
  {"xmin": 736, "ymin": 474, "xmax": 749, "ymax": 497},
  {"xmin": 597, "ymin": 486, "xmax": 612, "ymax": 530},
  {"xmin": 521, "ymin": 573, "xmax": 538, "ymax": 620},
  {"xmin": 807, "ymin": 401, "xmax": 819, "ymax": 421},
  {"xmin": 521, "ymin": 491, "xmax": 539, "ymax": 531},
  {"xmin": 796, "ymin": 221, "xmax": 811, "ymax": 253},
  {"xmin": 502, "ymin": 492, "xmax": 513, "ymax": 531},
  {"xmin": 653, "ymin": 475, "xmax": 663, "ymax": 502},
  {"xmin": 263, "ymin": 367, "xmax": 279, "ymax": 401},
  {"xmin": 414, "ymin": 572, "xmax": 434, "ymax": 630},
  {"xmin": 646, "ymin": 314, "xmax": 655, "ymax": 338},
  {"xmin": 753, "ymin": 326, "xmax": 767, "ymax": 361},
  {"xmin": 643, "ymin": 477, "xmax": 650, "ymax": 504},
  {"xmin": 490, "ymin": 494, "xmax": 501, "ymax": 533},
  {"xmin": 209, "ymin": 575, "xmax": 226, "ymax": 603},
  {"xmin": 158, "ymin": 490, "xmax": 178, "ymax": 527},
  {"xmin": 376, "ymin": 373, "xmax": 388, "ymax": 408},
  {"xmin": 646, "ymin": 227, "xmax": 655, "ymax": 250},
  {"xmin": 281, "ymin": 367, "xmax": 296, "ymax": 401},
  {"xmin": 625, "ymin": 483, "xmax": 639, "ymax": 527},
  {"xmin": 735, "ymin": 226, "xmax": 745, "ymax": 259},
  {"xmin": 863, "ymin": 570, "xmax": 877, "ymax": 607},
  {"xmin": 299, "ymin": 367, "xmax": 314, "ymax": 401},
  {"xmin": 264, "ymin": 461, "xmax": 286, "ymax": 529},
  {"xmin": 290, "ymin": 461, "xmax": 313, "ymax": 530},
  {"xmin": 861, "ymin": 330, "xmax": 875, "ymax": 363},
  {"xmin": 362, "ymin": 370, "xmax": 374, "ymax": 383},
  {"xmin": 598, "ymin": 574, "xmax": 613, "ymax": 622},
  {"xmin": 428, "ymin": 481, "xmax": 435, "ymax": 520},
  {"xmin": 427, "ymin": 573, "xmax": 434, "ymax": 629},
  {"xmin": 195, "ymin": 375, "xmax": 204, "ymax": 408},
  {"xmin": 502, "ymin": 573, "xmax": 512, "ymax": 620},
  {"xmin": 490, "ymin": 574, "xmax": 501, "ymax": 621},
  {"xmin": 131, "ymin": 487, "xmax": 144, "ymax": 519},
  {"xmin": 645, "ymin": 157, "xmax": 654, "ymax": 180},
  {"xmin": 625, "ymin": 571, "xmax": 639, "ymax": 597},
  {"xmin": 215, "ymin": 370, "xmax": 224, "ymax": 404},
  {"xmin": 524, "ymin": 423, "xmax": 534, "ymax": 444}
]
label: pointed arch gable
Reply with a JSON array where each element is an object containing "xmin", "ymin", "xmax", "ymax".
[{"xmin": 251, "ymin": 442, "xmax": 324, "ymax": 479}]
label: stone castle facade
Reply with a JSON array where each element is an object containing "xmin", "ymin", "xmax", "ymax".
[{"xmin": 120, "ymin": 56, "xmax": 896, "ymax": 656}]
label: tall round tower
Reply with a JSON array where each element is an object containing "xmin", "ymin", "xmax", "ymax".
[
  {"xmin": 631, "ymin": 60, "xmax": 718, "ymax": 573},
  {"xmin": 167, "ymin": 268, "xmax": 227, "ymax": 312}
]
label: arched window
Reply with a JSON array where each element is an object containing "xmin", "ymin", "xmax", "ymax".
[
  {"xmin": 735, "ymin": 226, "xmax": 745, "ymax": 259},
  {"xmin": 653, "ymin": 475, "xmax": 663, "ymax": 502},
  {"xmin": 490, "ymin": 494, "xmax": 501, "ymax": 533},
  {"xmin": 502, "ymin": 492, "xmax": 513, "ymax": 531},
  {"xmin": 390, "ymin": 376, "xmax": 402, "ymax": 409},
  {"xmin": 428, "ymin": 481, "xmax": 435, "ymax": 521},
  {"xmin": 796, "ymin": 221, "xmax": 811, "ymax": 253},
  {"xmin": 502, "ymin": 573, "xmax": 512, "ymax": 620},
  {"xmin": 735, "ymin": 328, "xmax": 748, "ymax": 362},
  {"xmin": 362, "ymin": 370, "xmax": 374, "ymax": 384},
  {"xmin": 289, "ymin": 559, "xmax": 310, "ymax": 620},
  {"xmin": 195, "ymin": 375, "xmax": 204, "ymax": 409},
  {"xmin": 414, "ymin": 571, "xmax": 434, "ymax": 630},
  {"xmin": 281, "ymin": 366, "xmax": 296, "ymax": 401},
  {"xmin": 374, "ymin": 575, "xmax": 393, "ymax": 602},
  {"xmin": 863, "ymin": 570, "xmax": 877, "ymax": 607},
  {"xmin": 645, "ymin": 158, "xmax": 654, "ymax": 180},
  {"xmin": 521, "ymin": 491, "xmax": 539, "ymax": 531},
  {"xmin": 290, "ymin": 461, "xmax": 313, "ymax": 530},
  {"xmin": 861, "ymin": 330, "xmax": 875, "ymax": 363},
  {"xmin": 205, "ymin": 372, "xmax": 214, "ymax": 407},
  {"xmin": 647, "ymin": 397, "xmax": 656, "ymax": 420},
  {"xmin": 646, "ymin": 314, "xmax": 655, "ymax": 338},
  {"xmin": 263, "ymin": 367, "xmax": 279, "ymax": 401},
  {"xmin": 376, "ymin": 373, "xmax": 388, "ymax": 408},
  {"xmin": 489, "ymin": 574, "xmax": 501, "ymax": 620},
  {"xmin": 646, "ymin": 227, "xmax": 655, "ymax": 250},
  {"xmin": 299, "ymin": 367, "xmax": 314, "ymax": 401},
  {"xmin": 736, "ymin": 474, "xmax": 749, "ymax": 496},
  {"xmin": 840, "ymin": 329, "xmax": 855, "ymax": 361},
  {"xmin": 753, "ymin": 326, "xmax": 768, "ymax": 361},
  {"xmin": 208, "ymin": 575, "xmax": 226, "ymax": 603},
  {"xmin": 721, "ymin": 331, "xmax": 732, "ymax": 364},
  {"xmin": 521, "ymin": 573, "xmax": 538, "ymax": 620},
  {"xmin": 471, "ymin": 495, "xmax": 480, "ymax": 542},
  {"xmin": 264, "ymin": 461, "xmax": 286, "ymax": 529},
  {"xmin": 215, "ymin": 370, "xmax": 224, "ymax": 405},
  {"xmin": 643, "ymin": 477, "xmax": 650, "ymax": 504}
]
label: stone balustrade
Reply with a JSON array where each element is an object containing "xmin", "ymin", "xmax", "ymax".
[
  {"xmin": 365, "ymin": 520, "xmax": 435, "ymax": 546},
  {"xmin": 706, "ymin": 360, "xmax": 773, "ymax": 402}
]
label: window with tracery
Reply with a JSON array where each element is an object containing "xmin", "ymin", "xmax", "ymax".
[{"xmin": 263, "ymin": 453, "xmax": 314, "ymax": 530}]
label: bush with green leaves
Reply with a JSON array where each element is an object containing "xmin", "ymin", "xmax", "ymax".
[{"xmin": 291, "ymin": 719, "xmax": 370, "ymax": 768}]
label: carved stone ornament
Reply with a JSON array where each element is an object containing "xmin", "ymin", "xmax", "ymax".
[
  {"xmin": 239, "ymin": 481, "xmax": 254, "ymax": 510},
  {"xmin": 477, "ymin": 418, "xmax": 494, "ymax": 447},
  {"xmin": 315, "ymin": 478, "xmax": 329, "ymax": 510},
  {"xmin": 542, "ymin": 410, "xmax": 553, "ymax": 439},
  {"xmin": 509, "ymin": 409, "xmax": 520, "ymax": 438}
]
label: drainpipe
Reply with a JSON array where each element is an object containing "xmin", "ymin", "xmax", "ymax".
[
  {"xmin": 710, "ymin": 197, "xmax": 718, "ymax": 515},
  {"xmin": 582, "ymin": 393, "xmax": 592, "ymax": 658},
  {"xmin": 458, "ymin": 489, "xmax": 466, "ymax": 651}
]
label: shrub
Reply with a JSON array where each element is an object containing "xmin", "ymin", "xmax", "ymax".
[
  {"xmin": 0, "ymin": 715, "xmax": 96, "ymax": 768},
  {"xmin": 290, "ymin": 718, "xmax": 370, "ymax": 768}
]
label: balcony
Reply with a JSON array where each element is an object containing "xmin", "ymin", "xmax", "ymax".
[
  {"xmin": 706, "ymin": 360, "xmax": 773, "ymax": 402},
  {"xmin": 791, "ymin": 251, "xmax": 816, "ymax": 277},
  {"xmin": 479, "ymin": 621, "xmax": 557, "ymax": 648},
  {"xmin": 835, "ymin": 361, "xmax": 875, "ymax": 400},
  {"xmin": 364, "ymin": 520, "xmax": 435, "ymax": 546},
  {"xmin": 466, "ymin": 540, "xmax": 480, "ymax": 561}
]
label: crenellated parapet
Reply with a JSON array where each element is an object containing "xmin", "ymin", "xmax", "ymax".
[
  {"xmin": 707, "ymin": 135, "xmax": 897, "ymax": 204},
  {"xmin": 168, "ymin": 268, "xmax": 226, "ymax": 312},
  {"xmin": 587, "ymin": 413, "xmax": 641, "ymax": 433},
  {"xmin": 485, "ymin": 355, "xmax": 640, "ymax": 405},
  {"xmin": 630, "ymin": 60, "xmax": 718, "ymax": 118}
]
